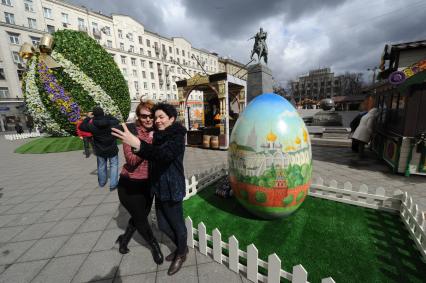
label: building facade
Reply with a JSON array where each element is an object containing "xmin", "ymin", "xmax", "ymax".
[
  {"xmin": 218, "ymin": 57, "xmax": 247, "ymax": 80},
  {"xmin": 291, "ymin": 68, "xmax": 343, "ymax": 102},
  {"xmin": 0, "ymin": 0, "xmax": 220, "ymax": 129}
]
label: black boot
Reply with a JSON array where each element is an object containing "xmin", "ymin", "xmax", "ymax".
[
  {"xmin": 115, "ymin": 223, "xmax": 136, "ymax": 254},
  {"xmin": 148, "ymin": 238, "xmax": 164, "ymax": 264}
]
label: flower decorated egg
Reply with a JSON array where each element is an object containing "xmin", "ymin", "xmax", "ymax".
[
  {"xmin": 228, "ymin": 93, "xmax": 312, "ymax": 219},
  {"xmin": 22, "ymin": 30, "xmax": 130, "ymax": 136}
]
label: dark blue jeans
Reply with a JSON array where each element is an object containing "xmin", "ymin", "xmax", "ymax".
[{"xmin": 155, "ymin": 199, "xmax": 187, "ymax": 255}]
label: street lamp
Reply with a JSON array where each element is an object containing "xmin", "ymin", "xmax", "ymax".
[{"xmin": 367, "ymin": 66, "xmax": 378, "ymax": 85}]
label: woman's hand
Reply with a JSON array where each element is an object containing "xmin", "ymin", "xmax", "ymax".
[{"xmin": 111, "ymin": 123, "xmax": 141, "ymax": 151}]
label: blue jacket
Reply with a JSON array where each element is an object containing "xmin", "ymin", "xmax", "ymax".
[{"xmin": 135, "ymin": 122, "xmax": 187, "ymax": 202}]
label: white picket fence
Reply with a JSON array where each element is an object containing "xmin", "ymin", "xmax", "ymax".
[
  {"xmin": 4, "ymin": 131, "xmax": 42, "ymax": 140},
  {"xmin": 152, "ymin": 167, "xmax": 426, "ymax": 282}
]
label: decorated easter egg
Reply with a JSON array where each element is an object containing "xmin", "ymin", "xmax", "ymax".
[
  {"xmin": 22, "ymin": 30, "xmax": 130, "ymax": 136},
  {"xmin": 228, "ymin": 93, "xmax": 312, "ymax": 219}
]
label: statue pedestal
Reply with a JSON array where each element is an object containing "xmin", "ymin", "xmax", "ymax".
[
  {"xmin": 311, "ymin": 110, "xmax": 343, "ymax": 127},
  {"xmin": 247, "ymin": 63, "xmax": 273, "ymax": 103}
]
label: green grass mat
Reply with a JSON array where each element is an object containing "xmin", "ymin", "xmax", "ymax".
[
  {"xmin": 183, "ymin": 184, "xmax": 426, "ymax": 283},
  {"xmin": 14, "ymin": 136, "xmax": 121, "ymax": 154}
]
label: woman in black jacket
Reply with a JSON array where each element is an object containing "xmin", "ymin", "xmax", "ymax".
[{"xmin": 112, "ymin": 103, "xmax": 188, "ymax": 276}]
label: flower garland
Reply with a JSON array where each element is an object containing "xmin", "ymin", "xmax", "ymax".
[
  {"xmin": 38, "ymin": 61, "xmax": 81, "ymax": 124},
  {"xmin": 24, "ymin": 58, "xmax": 69, "ymax": 136},
  {"xmin": 50, "ymin": 51, "xmax": 123, "ymax": 121}
]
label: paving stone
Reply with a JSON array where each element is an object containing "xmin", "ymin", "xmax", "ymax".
[
  {"xmin": 102, "ymin": 193, "xmax": 119, "ymax": 203},
  {"xmin": 0, "ymin": 214, "xmax": 19, "ymax": 228},
  {"xmin": 92, "ymin": 228, "xmax": 122, "ymax": 252},
  {"xmin": 0, "ymin": 205, "xmax": 14, "ymax": 215},
  {"xmin": 5, "ymin": 211, "xmax": 46, "ymax": 227},
  {"xmin": 0, "ymin": 226, "xmax": 26, "ymax": 243},
  {"xmin": 195, "ymin": 250, "xmax": 213, "ymax": 264},
  {"xmin": 77, "ymin": 215, "xmax": 112, "ymax": 233},
  {"xmin": 79, "ymin": 195, "xmax": 107, "ymax": 206},
  {"xmin": 4, "ymin": 202, "xmax": 39, "ymax": 215},
  {"xmin": 71, "ymin": 250, "xmax": 122, "ymax": 283},
  {"xmin": 55, "ymin": 198, "xmax": 83, "ymax": 209},
  {"xmin": 115, "ymin": 272, "xmax": 156, "ymax": 283},
  {"xmin": 63, "ymin": 205, "xmax": 98, "ymax": 220},
  {"xmin": 156, "ymin": 265, "xmax": 197, "ymax": 283},
  {"xmin": 119, "ymin": 246, "xmax": 158, "ymax": 276},
  {"xmin": 28, "ymin": 200, "xmax": 62, "ymax": 212},
  {"xmin": 0, "ymin": 259, "xmax": 48, "ymax": 283},
  {"xmin": 17, "ymin": 236, "xmax": 69, "ymax": 262},
  {"xmin": 12, "ymin": 222, "xmax": 56, "ymax": 241},
  {"xmin": 36, "ymin": 207, "xmax": 73, "ymax": 223},
  {"xmin": 44, "ymin": 218, "xmax": 85, "ymax": 238},
  {"xmin": 31, "ymin": 254, "xmax": 87, "ymax": 283},
  {"xmin": 0, "ymin": 240, "xmax": 35, "ymax": 265},
  {"xmin": 55, "ymin": 231, "xmax": 102, "ymax": 257},
  {"xmin": 92, "ymin": 203, "xmax": 119, "ymax": 217},
  {"xmin": 197, "ymin": 261, "xmax": 243, "ymax": 283}
]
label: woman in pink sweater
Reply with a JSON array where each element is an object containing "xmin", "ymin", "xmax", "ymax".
[{"xmin": 115, "ymin": 100, "xmax": 163, "ymax": 264}]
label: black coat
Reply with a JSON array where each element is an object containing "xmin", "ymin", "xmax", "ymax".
[
  {"xmin": 135, "ymin": 122, "xmax": 187, "ymax": 202},
  {"xmin": 79, "ymin": 115, "xmax": 120, "ymax": 158}
]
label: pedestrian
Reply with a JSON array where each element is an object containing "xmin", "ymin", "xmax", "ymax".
[
  {"xmin": 349, "ymin": 110, "xmax": 367, "ymax": 152},
  {"xmin": 352, "ymin": 96, "xmax": 378, "ymax": 159},
  {"xmin": 15, "ymin": 123, "xmax": 23, "ymax": 134},
  {"xmin": 76, "ymin": 113, "xmax": 93, "ymax": 158},
  {"xmin": 26, "ymin": 116, "xmax": 34, "ymax": 133},
  {"xmin": 115, "ymin": 100, "xmax": 163, "ymax": 265},
  {"xmin": 112, "ymin": 103, "xmax": 188, "ymax": 276},
  {"xmin": 79, "ymin": 106, "xmax": 120, "ymax": 191}
]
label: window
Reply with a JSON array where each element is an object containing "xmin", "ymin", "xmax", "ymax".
[
  {"xmin": 120, "ymin": 43, "xmax": 124, "ymax": 51},
  {"xmin": 127, "ymin": 33, "xmax": 133, "ymax": 41},
  {"xmin": 142, "ymin": 71, "xmax": 146, "ymax": 78},
  {"xmin": 153, "ymin": 93, "xmax": 156, "ymax": 99},
  {"xmin": 8, "ymin": 32, "xmax": 19, "ymax": 44},
  {"xmin": 61, "ymin": 13, "xmax": 68, "ymax": 24},
  {"xmin": 12, "ymin": 51, "xmax": 23, "ymax": 63},
  {"xmin": 143, "ymin": 82, "xmax": 147, "ymax": 89},
  {"xmin": 103, "ymin": 26, "xmax": 111, "ymax": 36},
  {"xmin": 122, "ymin": 68, "xmax": 127, "ymax": 76},
  {"xmin": 146, "ymin": 39, "xmax": 150, "ymax": 47},
  {"xmin": 28, "ymin": 18, "xmax": 36, "ymax": 29},
  {"xmin": 0, "ymin": 87, "xmax": 9, "ymax": 98},
  {"xmin": 150, "ymin": 72, "xmax": 154, "ymax": 79},
  {"xmin": 107, "ymin": 40, "xmax": 112, "ymax": 48},
  {"xmin": 30, "ymin": 36, "xmax": 40, "ymax": 45},
  {"xmin": 131, "ymin": 58, "xmax": 136, "ymax": 66},
  {"xmin": 129, "ymin": 45, "xmax": 134, "ymax": 53},
  {"xmin": 140, "ymin": 48, "xmax": 143, "ymax": 55},
  {"xmin": 140, "ymin": 60, "xmax": 145, "ymax": 68},
  {"xmin": 4, "ymin": 12, "xmax": 15, "ymax": 24},
  {"xmin": 148, "ymin": 50, "xmax": 152, "ymax": 57},
  {"xmin": 118, "ymin": 29, "xmax": 123, "ymax": 38},
  {"xmin": 132, "ymin": 69, "xmax": 137, "ymax": 77},
  {"xmin": 24, "ymin": 0, "xmax": 34, "ymax": 12},
  {"xmin": 138, "ymin": 36, "xmax": 142, "ymax": 44},
  {"xmin": 182, "ymin": 50, "xmax": 185, "ymax": 57},
  {"xmin": 176, "ymin": 48, "xmax": 179, "ymax": 55},
  {"xmin": 173, "ymin": 85, "xmax": 176, "ymax": 91},
  {"xmin": 169, "ymin": 46, "xmax": 172, "ymax": 53},
  {"xmin": 0, "ymin": 68, "xmax": 5, "ymax": 80},
  {"xmin": 43, "ymin": 7, "xmax": 52, "ymax": 19},
  {"xmin": 149, "ymin": 61, "xmax": 153, "ymax": 69},
  {"xmin": 121, "ymin": 56, "xmax": 126, "ymax": 64},
  {"xmin": 152, "ymin": 83, "xmax": 156, "ymax": 89},
  {"xmin": 47, "ymin": 25, "xmax": 55, "ymax": 34},
  {"xmin": 1, "ymin": 0, "xmax": 12, "ymax": 6},
  {"xmin": 78, "ymin": 18, "xmax": 85, "ymax": 28},
  {"xmin": 177, "ymin": 68, "xmax": 181, "ymax": 74},
  {"xmin": 134, "ymin": 81, "xmax": 139, "ymax": 90}
]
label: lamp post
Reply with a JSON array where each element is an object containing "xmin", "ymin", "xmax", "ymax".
[{"xmin": 367, "ymin": 66, "xmax": 378, "ymax": 85}]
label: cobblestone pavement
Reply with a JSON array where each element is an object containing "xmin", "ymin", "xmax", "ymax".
[{"xmin": 0, "ymin": 138, "xmax": 424, "ymax": 282}]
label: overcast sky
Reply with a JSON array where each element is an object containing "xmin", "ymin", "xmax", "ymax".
[{"xmin": 67, "ymin": 0, "xmax": 426, "ymax": 86}]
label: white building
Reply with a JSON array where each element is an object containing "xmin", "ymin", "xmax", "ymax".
[{"xmin": 0, "ymin": 0, "xmax": 219, "ymax": 129}]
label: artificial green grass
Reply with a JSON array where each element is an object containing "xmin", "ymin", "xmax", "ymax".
[
  {"xmin": 14, "ymin": 136, "xmax": 121, "ymax": 154},
  {"xmin": 183, "ymin": 184, "xmax": 426, "ymax": 283}
]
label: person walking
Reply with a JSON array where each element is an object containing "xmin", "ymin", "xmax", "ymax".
[
  {"xmin": 15, "ymin": 123, "xmax": 23, "ymax": 134},
  {"xmin": 115, "ymin": 100, "xmax": 163, "ymax": 264},
  {"xmin": 26, "ymin": 116, "xmax": 34, "ymax": 133},
  {"xmin": 352, "ymin": 96, "xmax": 378, "ymax": 159},
  {"xmin": 79, "ymin": 106, "xmax": 120, "ymax": 191},
  {"xmin": 112, "ymin": 103, "xmax": 188, "ymax": 276},
  {"xmin": 76, "ymin": 113, "xmax": 93, "ymax": 158}
]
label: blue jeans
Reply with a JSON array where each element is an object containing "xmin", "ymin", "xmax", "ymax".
[{"xmin": 96, "ymin": 155, "xmax": 119, "ymax": 190}]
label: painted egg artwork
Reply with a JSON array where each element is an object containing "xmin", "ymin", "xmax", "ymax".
[{"xmin": 228, "ymin": 93, "xmax": 312, "ymax": 219}]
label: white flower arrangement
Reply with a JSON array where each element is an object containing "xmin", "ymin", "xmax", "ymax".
[
  {"xmin": 24, "ymin": 59, "xmax": 69, "ymax": 136},
  {"xmin": 51, "ymin": 51, "xmax": 123, "ymax": 121}
]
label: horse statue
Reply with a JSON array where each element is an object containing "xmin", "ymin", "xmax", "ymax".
[{"xmin": 249, "ymin": 28, "xmax": 268, "ymax": 64}]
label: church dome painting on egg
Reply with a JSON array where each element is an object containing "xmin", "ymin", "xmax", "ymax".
[{"xmin": 228, "ymin": 93, "xmax": 312, "ymax": 219}]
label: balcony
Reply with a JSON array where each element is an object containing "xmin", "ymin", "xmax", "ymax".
[{"xmin": 92, "ymin": 29, "xmax": 102, "ymax": 39}]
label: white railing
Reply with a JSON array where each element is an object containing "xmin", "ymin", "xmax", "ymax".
[
  {"xmin": 4, "ymin": 131, "xmax": 42, "ymax": 140},
  {"xmin": 152, "ymin": 167, "xmax": 426, "ymax": 282}
]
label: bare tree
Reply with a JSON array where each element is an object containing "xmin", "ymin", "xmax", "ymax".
[{"xmin": 341, "ymin": 72, "xmax": 363, "ymax": 96}]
